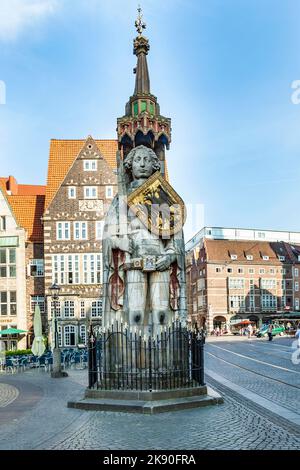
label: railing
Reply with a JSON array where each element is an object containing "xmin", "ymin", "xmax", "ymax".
[{"xmin": 88, "ymin": 321, "xmax": 205, "ymax": 391}]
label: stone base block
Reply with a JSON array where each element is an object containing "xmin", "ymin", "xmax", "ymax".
[{"xmin": 68, "ymin": 386, "xmax": 223, "ymax": 414}]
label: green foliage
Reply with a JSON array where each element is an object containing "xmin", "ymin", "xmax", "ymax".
[{"xmin": 5, "ymin": 349, "xmax": 32, "ymax": 356}]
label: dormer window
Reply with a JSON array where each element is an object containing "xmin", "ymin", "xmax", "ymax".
[
  {"xmin": 298, "ymin": 255, "xmax": 300, "ymax": 262},
  {"xmin": 230, "ymin": 254, "xmax": 237, "ymax": 260},
  {"xmin": 278, "ymin": 255, "xmax": 285, "ymax": 261},
  {"xmin": 246, "ymin": 254, "xmax": 253, "ymax": 261},
  {"xmin": 262, "ymin": 255, "xmax": 269, "ymax": 261}
]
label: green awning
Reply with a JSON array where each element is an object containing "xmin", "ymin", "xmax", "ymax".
[{"xmin": 0, "ymin": 328, "xmax": 27, "ymax": 335}]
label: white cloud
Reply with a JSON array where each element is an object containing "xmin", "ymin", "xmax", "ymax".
[{"xmin": 0, "ymin": 0, "xmax": 58, "ymax": 41}]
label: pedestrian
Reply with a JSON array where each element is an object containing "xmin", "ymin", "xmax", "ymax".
[
  {"xmin": 295, "ymin": 324, "xmax": 300, "ymax": 348},
  {"xmin": 248, "ymin": 324, "xmax": 253, "ymax": 339},
  {"xmin": 268, "ymin": 324, "xmax": 273, "ymax": 341}
]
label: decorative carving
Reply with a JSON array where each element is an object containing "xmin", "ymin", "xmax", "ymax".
[{"xmin": 79, "ymin": 200, "xmax": 104, "ymax": 213}]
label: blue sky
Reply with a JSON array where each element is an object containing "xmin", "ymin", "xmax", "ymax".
[{"xmin": 1, "ymin": 0, "xmax": 300, "ymax": 240}]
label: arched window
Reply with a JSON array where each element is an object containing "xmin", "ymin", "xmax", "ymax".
[{"xmin": 64, "ymin": 325, "xmax": 76, "ymax": 347}]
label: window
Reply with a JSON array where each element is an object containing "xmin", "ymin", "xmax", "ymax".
[
  {"xmin": 50, "ymin": 300, "xmax": 61, "ymax": 318},
  {"xmin": 230, "ymin": 254, "xmax": 237, "ymax": 260},
  {"xmin": 278, "ymin": 255, "xmax": 285, "ymax": 261},
  {"xmin": 295, "ymin": 281, "xmax": 299, "ymax": 292},
  {"xmin": 68, "ymin": 187, "xmax": 76, "ymax": 199},
  {"xmin": 83, "ymin": 160, "xmax": 97, "ymax": 171},
  {"xmin": 91, "ymin": 300, "xmax": 102, "ymax": 317},
  {"xmin": 84, "ymin": 186, "xmax": 97, "ymax": 199},
  {"xmin": 261, "ymin": 279, "xmax": 276, "ymax": 290},
  {"xmin": 262, "ymin": 256, "xmax": 269, "ymax": 261},
  {"xmin": 79, "ymin": 325, "xmax": 87, "ymax": 344},
  {"xmin": 249, "ymin": 279, "xmax": 255, "ymax": 292},
  {"xmin": 281, "ymin": 279, "xmax": 285, "ymax": 291},
  {"xmin": 64, "ymin": 325, "xmax": 76, "ymax": 347},
  {"xmin": 30, "ymin": 259, "xmax": 44, "ymax": 277},
  {"xmin": 0, "ymin": 292, "xmax": 7, "ymax": 316},
  {"xmin": 10, "ymin": 291, "xmax": 16, "ymax": 316},
  {"xmin": 237, "ymin": 268, "xmax": 244, "ymax": 274},
  {"xmin": 258, "ymin": 232, "xmax": 265, "ymax": 239},
  {"xmin": 80, "ymin": 301, "xmax": 86, "ymax": 318},
  {"xmin": 229, "ymin": 278, "xmax": 245, "ymax": 289},
  {"xmin": 149, "ymin": 101, "xmax": 155, "ymax": 115},
  {"xmin": 0, "ymin": 216, "xmax": 6, "ymax": 231},
  {"xmin": 83, "ymin": 254, "xmax": 101, "ymax": 284},
  {"xmin": 269, "ymin": 268, "xmax": 275, "ymax": 274},
  {"xmin": 215, "ymin": 267, "xmax": 221, "ymax": 273},
  {"xmin": 56, "ymin": 222, "xmax": 70, "ymax": 240},
  {"xmin": 229, "ymin": 295, "xmax": 245, "ymax": 310},
  {"xmin": 227, "ymin": 268, "xmax": 233, "ymax": 273},
  {"xmin": 52, "ymin": 254, "xmax": 79, "ymax": 285},
  {"xmin": 296, "ymin": 298, "xmax": 300, "ymax": 310},
  {"xmin": 31, "ymin": 296, "xmax": 45, "ymax": 313},
  {"xmin": 249, "ymin": 296, "xmax": 255, "ymax": 311},
  {"xmin": 261, "ymin": 294, "xmax": 277, "ymax": 310},
  {"xmin": 105, "ymin": 186, "xmax": 113, "ymax": 199},
  {"xmin": 96, "ymin": 221, "xmax": 104, "ymax": 240},
  {"xmin": 141, "ymin": 100, "xmax": 147, "ymax": 112},
  {"xmin": 281, "ymin": 296, "xmax": 286, "ymax": 308},
  {"xmin": 0, "ymin": 248, "xmax": 16, "ymax": 278},
  {"xmin": 246, "ymin": 254, "xmax": 253, "ymax": 260},
  {"xmin": 64, "ymin": 301, "xmax": 75, "ymax": 318},
  {"xmin": 74, "ymin": 222, "xmax": 88, "ymax": 240},
  {"xmin": 259, "ymin": 269, "xmax": 265, "ymax": 274},
  {"xmin": 248, "ymin": 268, "xmax": 255, "ymax": 274},
  {"xmin": 295, "ymin": 268, "xmax": 299, "ymax": 277},
  {"xmin": 133, "ymin": 101, "xmax": 138, "ymax": 116},
  {"xmin": 281, "ymin": 268, "xmax": 286, "ymax": 274}
]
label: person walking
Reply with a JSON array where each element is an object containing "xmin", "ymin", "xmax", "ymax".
[
  {"xmin": 268, "ymin": 324, "xmax": 273, "ymax": 341},
  {"xmin": 295, "ymin": 324, "xmax": 300, "ymax": 348},
  {"xmin": 248, "ymin": 323, "xmax": 253, "ymax": 339}
]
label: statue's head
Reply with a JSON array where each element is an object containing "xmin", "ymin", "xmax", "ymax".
[{"xmin": 124, "ymin": 145, "xmax": 160, "ymax": 181}]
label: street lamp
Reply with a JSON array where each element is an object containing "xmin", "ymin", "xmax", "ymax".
[{"xmin": 50, "ymin": 283, "xmax": 68, "ymax": 378}]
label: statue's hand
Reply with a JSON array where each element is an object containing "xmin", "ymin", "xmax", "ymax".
[{"xmin": 156, "ymin": 255, "xmax": 171, "ymax": 271}]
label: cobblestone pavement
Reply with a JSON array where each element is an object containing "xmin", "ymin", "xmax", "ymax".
[
  {"xmin": 0, "ymin": 338, "xmax": 299, "ymax": 450},
  {"xmin": 0, "ymin": 383, "xmax": 19, "ymax": 408}
]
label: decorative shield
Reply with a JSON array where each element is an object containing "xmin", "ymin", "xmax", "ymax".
[{"xmin": 127, "ymin": 171, "xmax": 186, "ymax": 237}]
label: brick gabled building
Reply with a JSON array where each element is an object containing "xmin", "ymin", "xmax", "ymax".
[
  {"xmin": 186, "ymin": 228, "xmax": 300, "ymax": 333},
  {"xmin": 43, "ymin": 136, "xmax": 117, "ymax": 347}
]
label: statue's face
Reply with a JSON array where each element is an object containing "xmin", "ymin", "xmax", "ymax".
[{"xmin": 131, "ymin": 152, "xmax": 153, "ymax": 180}]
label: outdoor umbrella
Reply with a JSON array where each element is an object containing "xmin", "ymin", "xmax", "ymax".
[
  {"xmin": 31, "ymin": 305, "xmax": 45, "ymax": 357},
  {"xmin": 0, "ymin": 328, "xmax": 27, "ymax": 335}
]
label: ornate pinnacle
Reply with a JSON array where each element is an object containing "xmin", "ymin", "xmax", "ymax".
[{"xmin": 135, "ymin": 5, "xmax": 146, "ymax": 36}]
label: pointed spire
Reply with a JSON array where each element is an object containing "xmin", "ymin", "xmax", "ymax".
[{"xmin": 133, "ymin": 6, "xmax": 150, "ymax": 95}]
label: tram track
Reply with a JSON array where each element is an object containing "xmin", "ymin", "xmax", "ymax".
[
  {"xmin": 205, "ymin": 349, "xmax": 300, "ymax": 391},
  {"xmin": 206, "ymin": 351, "xmax": 300, "ymax": 414}
]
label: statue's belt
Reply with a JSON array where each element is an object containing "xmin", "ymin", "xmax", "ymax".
[{"xmin": 123, "ymin": 256, "xmax": 157, "ymax": 272}]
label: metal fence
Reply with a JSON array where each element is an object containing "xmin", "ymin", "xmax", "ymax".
[{"xmin": 88, "ymin": 321, "xmax": 205, "ymax": 391}]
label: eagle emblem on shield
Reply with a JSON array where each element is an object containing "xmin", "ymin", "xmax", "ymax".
[{"xmin": 127, "ymin": 171, "xmax": 186, "ymax": 237}]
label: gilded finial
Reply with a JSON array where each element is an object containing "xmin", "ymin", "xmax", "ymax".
[{"xmin": 135, "ymin": 5, "xmax": 146, "ymax": 36}]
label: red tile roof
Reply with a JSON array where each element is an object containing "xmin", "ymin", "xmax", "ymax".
[
  {"xmin": 204, "ymin": 239, "xmax": 295, "ymax": 264},
  {"xmin": 8, "ymin": 195, "xmax": 45, "ymax": 242}
]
